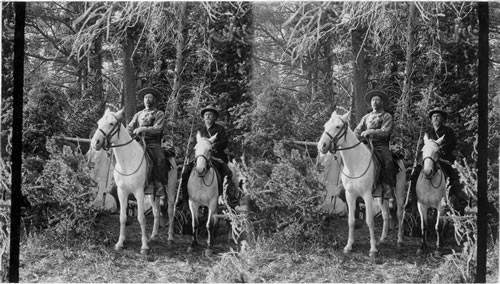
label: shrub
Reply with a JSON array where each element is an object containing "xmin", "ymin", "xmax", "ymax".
[
  {"xmin": 238, "ymin": 142, "xmax": 326, "ymax": 249},
  {"xmin": 23, "ymin": 138, "xmax": 100, "ymax": 247}
]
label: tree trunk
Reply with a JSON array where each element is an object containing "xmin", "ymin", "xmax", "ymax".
[
  {"xmin": 91, "ymin": 34, "xmax": 105, "ymax": 112},
  {"xmin": 170, "ymin": 2, "xmax": 188, "ymax": 120},
  {"xmin": 401, "ymin": 2, "xmax": 416, "ymax": 121},
  {"xmin": 123, "ymin": 35, "xmax": 136, "ymax": 123},
  {"xmin": 351, "ymin": 27, "xmax": 368, "ymax": 124}
]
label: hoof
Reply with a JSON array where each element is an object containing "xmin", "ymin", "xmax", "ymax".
[
  {"xmin": 205, "ymin": 248, "xmax": 213, "ymax": 257},
  {"xmin": 187, "ymin": 246, "xmax": 194, "ymax": 253},
  {"xmin": 167, "ymin": 239, "xmax": 174, "ymax": 246},
  {"xmin": 397, "ymin": 242, "xmax": 403, "ymax": 249},
  {"xmin": 416, "ymin": 249, "xmax": 424, "ymax": 255},
  {"xmin": 140, "ymin": 248, "xmax": 149, "ymax": 255},
  {"xmin": 114, "ymin": 245, "xmax": 123, "ymax": 251},
  {"xmin": 433, "ymin": 250, "xmax": 441, "ymax": 257},
  {"xmin": 369, "ymin": 251, "xmax": 378, "ymax": 258},
  {"xmin": 343, "ymin": 248, "xmax": 352, "ymax": 255}
]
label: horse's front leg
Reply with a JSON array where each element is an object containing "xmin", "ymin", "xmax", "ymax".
[
  {"xmin": 343, "ymin": 191, "xmax": 357, "ymax": 254},
  {"xmin": 135, "ymin": 191, "xmax": 149, "ymax": 255},
  {"xmin": 205, "ymin": 204, "xmax": 218, "ymax": 257},
  {"xmin": 364, "ymin": 195, "xmax": 378, "ymax": 257},
  {"xmin": 434, "ymin": 207, "xmax": 443, "ymax": 256},
  {"xmin": 377, "ymin": 196, "xmax": 390, "ymax": 245},
  {"xmin": 166, "ymin": 184, "xmax": 176, "ymax": 244},
  {"xmin": 417, "ymin": 204, "xmax": 428, "ymax": 255},
  {"xmin": 115, "ymin": 188, "xmax": 128, "ymax": 251},
  {"xmin": 187, "ymin": 201, "xmax": 199, "ymax": 252},
  {"xmin": 149, "ymin": 195, "xmax": 160, "ymax": 241}
]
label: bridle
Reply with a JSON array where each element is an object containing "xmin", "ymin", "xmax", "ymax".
[
  {"xmin": 97, "ymin": 113, "xmax": 135, "ymax": 151},
  {"xmin": 421, "ymin": 140, "xmax": 444, "ymax": 188},
  {"xmin": 96, "ymin": 113, "xmax": 145, "ymax": 176},
  {"xmin": 321, "ymin": 117, "xmax": 372, "ymax": 179},
  {"xmin": 322, "ymin": 117, "xmax": 362, "ymax": 154},
  {"xmin": 194, "ymin": 139, "xmax": 216, "ymax": 186}
]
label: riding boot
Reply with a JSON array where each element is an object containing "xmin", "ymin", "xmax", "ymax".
[{"xmin": 383, "ymin": 183, "xmax": 395, "ymax": 202}]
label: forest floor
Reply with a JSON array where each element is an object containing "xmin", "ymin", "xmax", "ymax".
[{"xmin": 17, "ymin": 209, "xmax": 499, "ymax": 283}]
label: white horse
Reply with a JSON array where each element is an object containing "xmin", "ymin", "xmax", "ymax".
[
  {"xmin": 317, "ymin": 111, "xmax": 406, "ymax": 257},
  {"xmin": 415, "ymin": 134, "xmax": 447, "ymax": 255},
  {"xmin": 91, "ymin": 108, "xmax": 177, "ymax": 254},
  {"xmin": 186, "ymin": 131, "xmax": 220, "ymax": 256}
]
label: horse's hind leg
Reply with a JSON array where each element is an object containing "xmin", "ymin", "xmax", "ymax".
[
  {"xmin": 149, "ymin": 195, "xmax": 160, "ymax": 241},
  {"xmin": 364, "ymin": 196, "xmax": 378, "ymax": 257},
  {"xmin": 378, "ymin": 197, "xmax": 390, "ymax": 245}
]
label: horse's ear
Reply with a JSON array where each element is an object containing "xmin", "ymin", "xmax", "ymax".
[
  {"xmin": 423, "ymin": 133, "xmax": 430, "ymax": 144},
  {"xmin": 341, "ymin": 111, "xmax": 351, "ymax": 122},
  {"xmin": 104, "ymin": 108, "xmax": 111, "ymax": 114},
  {"xmin": 436, "ymin": 135, "xmax": 445, "ymax": 145},
  {"xmin": 196, "ymin": 131, "xmax": 202, "ymax": 142},
  {"xmin": 208, "ymin": 133, "xmax": 218, "ymax": 143},
  {"xmin": 331, "ymin": 110, "xmax": 338, "ymax": 117},
  {"xmin": 115, "ymin": 108, "xmax": 125, "ymax": 120}
]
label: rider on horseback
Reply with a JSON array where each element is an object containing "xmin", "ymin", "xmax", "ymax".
[
  {"xmin": 354, "ymin": 90, "xmax": 397, "ymax": 202},
  {"xmin": 409, "ymin": 107, "xmax": 468, "ymax": 214},
  {"xmin": 181, "ymin": 104, "xmax": 239, "ymax": 208},
  {"xmin": 127, "ymin": 87, "xmax": 168, "ymax": 198}
]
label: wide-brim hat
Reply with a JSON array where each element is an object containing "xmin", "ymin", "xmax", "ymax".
[
  {"xmin": 200, "ymin": 104, "xmax": 219, "ymax": 118},
  {"xmin": 137, "ymin": 87, "xmax": 161, "ymax": 102},
  {"xmin": 364, "ymin": 90, "xmax": 388, "ymax": 106},
  {"xmin": 428, "ymin": 107, "xmax": 448, "ymax": 120}
]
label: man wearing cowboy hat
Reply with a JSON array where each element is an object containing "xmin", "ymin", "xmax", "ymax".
[
  {"xmin": 408, "ymin": 107, "xmax": 468, "ymax": 214},
  {"xmin": 354, "ymin": 90, "xmax": 397, "ymax": 202},
  {"xmin": 180, "ymin": 104, "xmax": 238, "ymax": 207},
  {"xmin": 127, "ymin": 87, "xmax": 168, "ymax": 198}
]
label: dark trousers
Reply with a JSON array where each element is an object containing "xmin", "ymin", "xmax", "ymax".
[
  {"xmin": 373, "ymin": 145, "xmax": 397, "ymax": 187},
  {"xmin": 146, "ymin": 143, "xmax": 168, "ymax": 185}
]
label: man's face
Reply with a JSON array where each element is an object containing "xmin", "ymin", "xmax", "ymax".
[
  {"xmin": 371, "ymin": 96, "xmax": 383, "ymax": 111},
  {"xmin": 144, "ymin": 93, "xmax": 155, "ymax": 108},
  {"xmin": 204, "ymin": 111, "xmax": 216, "ymax": 126},
  {"xmin": 431, "ymin": 113, "xmax": 444, "ymax": 128}
]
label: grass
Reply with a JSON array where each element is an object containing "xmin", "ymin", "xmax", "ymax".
[{"xmin": 13, "ymin": 212, "xmax": 499, "ymax": 283}]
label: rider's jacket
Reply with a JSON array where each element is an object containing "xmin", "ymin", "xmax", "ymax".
[
  {"xmin": 127, "ymin": 108, "xmax": 165, "ymax": 145},
  {"xmin": 198, "ymin": 123, "xmax": 228, "ymax": 163},
  {"xmin": 425, "ymin": 125, "xmax": 457, "ymax": 163}
]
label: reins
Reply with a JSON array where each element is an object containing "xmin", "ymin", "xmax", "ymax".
[
  {"xmin": 98, "ymin": 114, "xmax": 147, "ymax": 177},
  {"xmin": 323, "ymin": 117, "xmax": 373, "ymax": 180}
]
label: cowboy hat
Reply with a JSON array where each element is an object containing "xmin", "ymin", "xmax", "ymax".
[
  {"xmin": 364, "ymin": 90, "xmax": 388, "ymax": 106},
  {"xmin": 428, "ymin": 107, "xmax": 448, "ymax": 120},
  {"xmin": 200, "ymin": 104, "xmax": 219, "ymax": 118},
  {"xmin": 137, "ymin": 87, "xmax": 161, "ymax": 102}
]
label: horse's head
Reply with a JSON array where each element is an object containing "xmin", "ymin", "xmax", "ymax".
[
  {"xmin": 421, "ymin": 133, "xmax": 444, "ymax": 178},
  {"xmin": 91, "ymin": 108, "xmax": 125, "ymax": 151},
  {"xmin": 317, "ymin": 110, "xmax": 351, "ymax": 154},
  {"xmin": 194, "ymin": 131, "xmax": 217, "ymax": 177}
]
